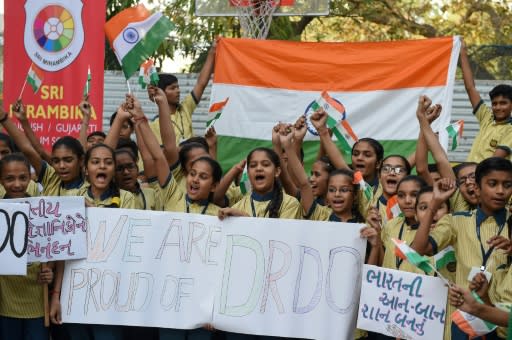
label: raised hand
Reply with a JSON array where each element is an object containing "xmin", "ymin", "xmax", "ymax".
[
  {"xmin": 148, "ymin": 85, "xmax": 167, "ymax": 106},
  {"xmin": 205, "ymin": 126, "xmax": 217, "ymax": 148},
  {"xmin": 278, "ymin": 123, "xmax": 294, "ymax": 149},
  {"xmin": 293, "ymin": 115, "xmax": 307, "ymax": 142},
  {"xmin": 310, "ymin": 108, "xmax": 328, "ymax": 131},
  {"xmin": 433, "ymin": 178, "xmax": 456, "ymax": 206},
  {"xmin": 13, "ymin": 99, "xmax": 27, "ymax": 122}
]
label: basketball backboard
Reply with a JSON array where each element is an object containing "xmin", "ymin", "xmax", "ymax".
[{"xmin": 195, "ymin": 0, "xmax": 330, "ymax": 16}]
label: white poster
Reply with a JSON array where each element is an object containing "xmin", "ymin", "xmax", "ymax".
[
  {"xmin": 61, "ymin": 208, "xmax": 222, "ymax": 329},
  {"xmin": 0, "ymin": 202, "xmax": 30, "ymax": 275},
  {"xmin": 213, "ymin": 218, "xmax": 367, "ymax": 340},
  {"xmin": 5, "ymin": 196, "xmax": 87, "ymax": 262},
  {"xmin": 357, "ymin": 265, "xmax": 448, "ymax": 340}
]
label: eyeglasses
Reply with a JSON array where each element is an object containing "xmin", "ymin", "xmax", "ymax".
[
  {"xmin": 115, "ymin": 163, "xmax": 137, "ymax": 172},
  {"xmin": 457, "ymin": 173, "xmax": 475, "ymax": 186},
  {"xmin": 381, "ymin": 165, "xmax": 407, "ymax": 175},
  {"xmin": 327, "ymin": 186, "xmax": 353, "ymax": 194}
]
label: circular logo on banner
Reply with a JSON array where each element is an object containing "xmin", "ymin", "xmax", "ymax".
[
  {"xmin": 122, "ymin": 28, "xmax": 139, "ymax": 44},
  {"xmin": 304, "ymin": 97, "xmax": 346, "ymax": 136},
  {"xmin": 24, "ymin": 0, "xmax": 84, "ymax": 72},
  {"xmin": 33, "ymin": 5, "xmax": 75, "ymax": 52}
]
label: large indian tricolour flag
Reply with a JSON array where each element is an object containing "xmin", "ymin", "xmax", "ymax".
[{"xmin": 211, "ymin": 37, "xmax": 461, "ymax": 171}]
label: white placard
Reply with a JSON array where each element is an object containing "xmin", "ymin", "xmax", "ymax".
[
  {"xmin": 62, "ymin": 208, "xmax": 222, "ymax": 329},
  {"xmin": 0, "ymin": 202, "xmax": 30, "ymax": 275},
  {"xmin": 357, "ymin": 265, "xmax": 448, "ymax": 340},
  {"xmin": 213, "ymin": 217, "xmax": 367, "ymax": 340},
  {"xmin": 5, "ymin": 196, "xmax": 87, "ymax": 262}
]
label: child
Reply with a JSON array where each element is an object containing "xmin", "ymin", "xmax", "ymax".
[
  {"xmin": 149, "ymin": 39, "xmax": 217, "ymax": 144},
  {"xmin": 380, "ymin": 176, "xmax": 427, "ymax": 274},
  {"xmin": 412, "ymin": 157, "xmax": 512, "ymax": 340},
  {"xmin": 0, "ymin": 153, "xmax": 54, "ymax": 340},
  {"xmin": 309, "ymin": 156, "xmax": 333, "ymax": 206},
  {"xmin": 218, "ymin": 147, "xmax": 302, "ymax": 220},
  {"xmin": 0, "ymin": 153, "xmax": 32, "ymax": 198},
  {"xmin": 460, "ymin": 40, "xmax": 512, "ymax": 162},
  {"xmin": 114, "ymin": 149, "xmax": 160, "ymax": 210},
  {"xmin": 79, "ymin": 143, "xmax": 135, "ymax": 208}
]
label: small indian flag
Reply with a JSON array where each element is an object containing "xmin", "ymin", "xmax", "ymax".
[
  {"xmin": 452, "ymin": 292, "xmax": 497, "ymax": 337},
  {"xmin": 311, "ymin": 91, "xmax": 358, "ymax": 156},
  {"xmin": 433, "ymin": 246, "xmax": 456, "ymax": 270},
  {"xmin": 138, "ymin": 59, "xmax": 159, "ymax": 89},
  {"xmin": 385, "ymin": 195, "xmax": 402, "ymax": 220},
  {"xmin": 239, "ymin": 164, "xmax": 251, "ymax": 195},
  {"xmin": 83, "ymin": 66, "xmax": 91, "ymax": 97},
  {"xmin": 392, "ymin": 238, "xmax": 433, "ymax": 274},
  {"xmin": 446, "ymin": 120, "xmax": 464, "ymax": 151},
  {"xmin": 206, "ymin": 98, "xmax": 229, "ymax": 128},
  {"xmin": 105, "ymin": 4, "xmax": 174, "ymax": 79},
  {"xmin": 354, "ymin": 171, "xmax": 372, "ymax": 201},
  {"xmin": 27, "ymin": 64, "xmax": 44, "ymax": 93}
]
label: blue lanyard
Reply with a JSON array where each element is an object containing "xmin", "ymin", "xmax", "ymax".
[
  {"xmin": 186, "ymin": 200, "xmax": 208, "ymax": 215},
  {"xmin": 395, "ymin": 220, "xmax": 407, "ymax": 269},
  {"xmin": 476, "ymin": 219, "xmax": 506, "ymax": 270},
  {"xmin": 250, "ymin": 197, "xmax": 270, "ymax": 217}
]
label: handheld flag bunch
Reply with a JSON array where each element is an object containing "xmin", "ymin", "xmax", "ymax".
[
  {"xmin": 385, "ymin": 196, "xmax": 402, "ymax": 221},
  {"xmin": 354, "ymin": 171, "xmax": 372, "ymax": 201},
  {"xmin": 451, "ymin": 291, "xmax": 497, "ymax": 337},
  {"xmin": 239, "ymin": 164, "xmax": 251, "ymax": 195},
  {"xmin": 310, "ymin": 91, "xmax": 358, "ymax": 156}
]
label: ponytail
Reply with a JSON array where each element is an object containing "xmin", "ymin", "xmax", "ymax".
[{"xmin": 266, "ymin": 179, "xmax": 283, "ymax": 218}]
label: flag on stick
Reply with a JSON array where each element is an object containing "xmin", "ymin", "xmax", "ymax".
[
  {"xmin": 105, "ymin": 4, "xmax": 174, "ymax": 79},
  {"xmin": 391, "ymin": 238, "xmax": 433, "ymax": 274},
  {"xmin": 433, "ymin": 246, "xmax": 456, "ymax": 270},
  {"xmin": 27, "ymin": 64, "xmax": 44, "ymax": 94},
  {"xmin": 452, "ymin": 291, "xmax": 497, "ymax": 337},
  {"xmin": 311, "ymin": 91, "xmax": 358, "ymax": 156},
  {"xmin": 138, "ymin": 60, "xmax": 159, "ymax": 89},
  {"xmin": 239, "ymin": 164, "xmax": 251, "ymax": 194},
  {"xmin": 446, "ymin": 120, "xmax": 464, "ymax": 151},
  {"xmin": 206, "ymin": 98, "xmax": 229, "ymax": 128},
  {"xmin": 83, "ymin": 66, "xmax": 91, "ymax": 98},
  {"xmin": 386, "ymin": 195, "xmax": 402, "ymax": 220},
  {"xmin": 354, "ymin": 171, "xmax": 372, "ymax": 201}
]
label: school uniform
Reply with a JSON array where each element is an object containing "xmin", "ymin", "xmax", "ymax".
[
  {"xmin": 37, "ymin": 161, "xmax": 87, "ymax": 196},
  {"xmin": 133, "ymin": 184, "xmax": 161, "ymax": 210},
  {"xmin": 0, "ymin": 263, "xmax": 48, "ymax": 340},
  {"xmin": 149, "ymin": 92, "xmax": 197, "ymax": 144},
  {"xmin": 0, "ymin": 180, "xmax": 40, "ymax": 198},
  {"xmin": 79, "ymin": 186, "xmax": 135, "ymax": 209},
  {"xmin": 429, "ymin": 208, "xmax": 508, "ymax": 340},
  {"xmin": 467, "ymin": 101, "xmax": 512, "ymax": 162},
  {"xmin": 232, "ymin": 191, "xmax": 302, "ymax": 219}
]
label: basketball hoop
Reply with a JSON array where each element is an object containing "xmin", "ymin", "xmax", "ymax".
[{"xmin": 230, "ymin": 0, "xmax": 280, "ymax": 39}]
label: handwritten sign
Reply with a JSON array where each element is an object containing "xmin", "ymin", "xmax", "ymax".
[
  {"xmin": 4, "ymin": 197, "xmax": 86, "ymax": 262},
  {"xmin": 62, "ymin": 208, "xmax": 221, "ymax": 329},
  {"xmin": 0, "ymin": 203, "xmax": 30, "ymax": 275},
  {"xmin": 357, "ymin": 265, "xmax": 448, "ymax": 340},
  {"xmin": 213, "ymin": 217, "xmax": 366, "ymax": 340},
  {"xmin": 61, "ymin": 208, "xmax": 367, "ymax": 340}
]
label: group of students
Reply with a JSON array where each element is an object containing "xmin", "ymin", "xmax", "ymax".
[{"xmin": 1, "ymin": 38, "xmax": 512, "ymax": 340}]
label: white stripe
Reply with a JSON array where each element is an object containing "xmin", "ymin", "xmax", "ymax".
[
  {"xmin": 211, "ymin": 84, "xmax": 451, "ymax": 143},
  {"xmin": 112, "ymin": 13, "xmax": 162, "ymax": 61}
]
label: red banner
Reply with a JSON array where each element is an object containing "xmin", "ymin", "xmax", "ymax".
[{"xmin": 4, "ymin": 0, "xmax": 106, "ymax": 149}]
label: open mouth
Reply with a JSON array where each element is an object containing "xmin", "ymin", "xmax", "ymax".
[
  {"xmin": 386, "ymin": 179, "xmax": 398, "ymax": 187},
  {"xmin": 255, "ymin": 174, "xmax": 265, "ymax": 183},
  {"xmin": 354, "ymin": 164, "xmax": 365, "ymax": 171},
  {"xmin": 189, "ymin": 184, "xmax": 200, "ymax": 195},
  {"xmin": 95, "ymin": 173, "xmax": 108, "ymax": 185}
]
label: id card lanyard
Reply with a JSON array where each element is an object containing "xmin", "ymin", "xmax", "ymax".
[{"xmin": 476, "ymin": 219, "xmax": 506, "ymax": 271}]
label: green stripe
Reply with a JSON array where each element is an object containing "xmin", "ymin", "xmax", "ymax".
[
  {"xmin": 27, "ymin": 77, "xmax": 40, "ymax": 93},
  {"xmin": 217, "ymin": 136, "xmax": 417, "ymax": 174},
  {"xmin": 435, "ymin": 250, "xmax": 455, "ymax": 270},
  {"xmin": 121, "ymin": 17, "xmax": 174, "ymax": 79}
]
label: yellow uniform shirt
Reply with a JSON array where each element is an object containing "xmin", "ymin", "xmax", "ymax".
[
  {"xmin": 358, "ymin": 180, "xmax": 382, "ymax": 220},
  {"xmin": 0, "ymin": 263, "xmax": 44, "ymax": 318},
  {"xmin": 489, "ymin": 267, "xmax": 512, "ymax": 338},
  {"xmin": 149, "ymin": 93, "xmax": 197, "ymax": 144},
  {"xmin": 232, "ymin": 191, "xmax": 302, "ymax": 219},
  {"xmin": 467, "ymin": 101, "xmax": 512, "ymax": 162},
  {"xmin": 133, "ymin": 185, "xmax": 161, "ymax": 210},
  {"xmin": 37, "ymin": 161, "xmax": 87, "ymax": 196},
  {"xmin": 381, "ymin": 216, "xmax": 427, "ymax": 275},
  {"xmin": 157, "ymin": 174, "xmax": 220, "ymax": 216},
  {"xmin": 225, "ymin": 183, "xmax": 244, "ymax": 207},
  {"xmin": 304, "ymin": 201, "xmax": 361, "ymax": 223},
  {"xmin": 429, "ymin": 208, "xmax": 509, "ymax": 288},
  {"xmin": 449, "ymin": 188, "xmax": 473, "ymax": 213},
  {"xmin": 80, "ymin": 186, "xmax": 135, "ymax": 209}
]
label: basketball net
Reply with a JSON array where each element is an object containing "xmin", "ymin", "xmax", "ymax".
[{"xmin": 231, "ymin": 0, "xmax": 280, "ymax": 39}]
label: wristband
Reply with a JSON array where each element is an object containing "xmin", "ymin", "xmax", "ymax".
[
  {"xmin": 50, "ymin": 290, "xmax": 61, "ymax": 295},
  {"xmin": 0, "ymin": 115, "xmax": 9, "ymax": 124}
]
